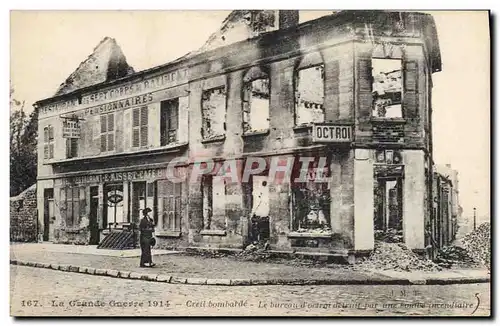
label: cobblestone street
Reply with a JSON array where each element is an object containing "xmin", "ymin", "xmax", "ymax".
[{"xmin": 10, "ymin": 266, "xmax": 490, "ymax": 317}]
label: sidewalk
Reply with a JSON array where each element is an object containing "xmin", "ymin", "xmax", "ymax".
[{"xmin": 10, "ymin": 243, "xmax": 490, "ymax": 286}]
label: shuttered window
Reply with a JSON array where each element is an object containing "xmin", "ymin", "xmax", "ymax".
[
  {"xmin": 43, "ymin": 125, "xmax": 54, "ymax": 159},
  {"xmin": 66, "ymin": 138, "xmax": 78, "ymax": 158},
  {"xmin": 158, "ymin": 180, "xmax": 182, "ymax": 231},
  {"xmin": 62, "ymin": 187, "xmax": 86, "ymax": 228},
  {"xmin": 132, "ymin": 106, "xmax": 148, "ymax": 148},
  {"xmin": 100, "ymin": 113, "xmax": 115, "ymax": 152}
]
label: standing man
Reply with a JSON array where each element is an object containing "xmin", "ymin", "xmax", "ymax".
[{"xmin": 139, "ymin": 207, "xmax": 156, "ymax": 267}]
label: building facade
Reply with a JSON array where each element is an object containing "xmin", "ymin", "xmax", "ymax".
[{"xmin": 35, "ymin": 10, "xmax": 442, "ymax": 255}]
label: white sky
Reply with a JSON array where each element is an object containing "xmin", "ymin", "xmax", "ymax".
[{"xmin": 9, "ymin": 10, "xmax": 490, "ymax": 222}]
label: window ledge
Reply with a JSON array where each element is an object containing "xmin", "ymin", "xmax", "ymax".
[
  {"xmin": 242, "ymin": 129, "xmax": 270, "ymax": 137},
  {"xmin": 201, "ymin": 135, "xmax": 226, "ymax": 144},
  {"xmin": 63, "ymin": 227, "xmax": 85, "ymax": 234},
  {"xmin": 371, "ymin": 118, "xmax": 407, "ymax": 124},
  {"xmin": 200, "ymin": 229, "xmax": 227, "ymax": 236},
  {"xmin": 293, "ymin": 124, "xmax": 314, "ymax": 132},
  {"xmin": 47, "ymin": 142, "xmax": 188, "ymax": 165},
  {"xmin": 288, "ymin": 232, "xmax": 332, "ymax": 239},
  {"xmin": 156, "ymin": 231, "xmax": 181, "ymax": 238}
]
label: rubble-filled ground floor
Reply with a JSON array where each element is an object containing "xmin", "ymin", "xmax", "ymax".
[{"xmin": 36, "ymin": 147, "xmax": 454, "ymax": 255}]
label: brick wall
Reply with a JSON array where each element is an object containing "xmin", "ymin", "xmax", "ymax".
[{"xmin": 10, "ymin": 184, "xmax": 38, "ymax": 242}]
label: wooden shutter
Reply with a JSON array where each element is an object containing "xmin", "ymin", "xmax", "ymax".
[
  {"xmin": 178, "ymin": 96, "xmax": 189, "ymax": 143},
  {"xmin": 79, "ymin": 187, "xmax": 86, "ymax": 222},
  {"xmin": 132, "ymin": 108, "xmax": 140, "ymax": 127},
  {"xmin": 59, "ymin": 188, "xmax": 68, "ymax": 226},
  {"xmin": 404, "ymin": 61, "xmax": 419, "ymax": 119},
  {"xmin": 357, "ymin": 58, "xmax": 373, "ymax": 119},
  {"xmin": 107, "ymin": 113, "xmax": 115, "ymax": 151},
  {"xmin": 100, "ymin": 115, "xmax": 107, "ymax": 152},
  {"xmin": 132, "ymin": 108, "xmax": 140, "ymax": 148},
  {"xmin": 71, "ymin": 138, "xmax": 78, "ymax": 158},
  {"xmin": 169, "ymin": 102, "xmax": 179, "ymax": 143},
  {"xmin": 140, "ymin": 106, "xmax": 148, "ymax": 147}
]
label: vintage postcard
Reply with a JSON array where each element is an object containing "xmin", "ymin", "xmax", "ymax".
[{"xmin": 9, "ymin": 10, "xmax": 490, "ymax": 317}]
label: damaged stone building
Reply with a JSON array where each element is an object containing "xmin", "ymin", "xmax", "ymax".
[{"xmin": 35, "ymin": 10, "xmax": 450, "ymax": 257}]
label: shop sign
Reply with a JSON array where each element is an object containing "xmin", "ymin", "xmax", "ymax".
[
  {"xmin": 107, "ymin": 190, "xmax": 124, "ymax": 204},
  {"xmin": 62, "ymin": 119, "xmax": 81, "ymax": 138},
  {"xmin": 68, "ymin": 169, "xmax": 166, "ymax": 185},
  {"xmin": 312, "ymin": 124, "xmax": 353, "ymax": 143}
]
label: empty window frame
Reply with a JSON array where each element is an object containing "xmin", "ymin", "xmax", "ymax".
[
  {"xmin": 295, "ymin": 64, "xmax": 325, "ymax": 125},
  {"xmin": 202, "ymin": 175, "xmax": 226, "ymax": 230},
  {"xmin": 242, "ymin": 77, "xmax": 270, "ymax": 133},
  {"xmin": 372, "ymin": 58, "xmax": 403, "ymax": 118},
  {"xmin": 201, "ymin": 87, "xmax": 226, "ymax": 139}
]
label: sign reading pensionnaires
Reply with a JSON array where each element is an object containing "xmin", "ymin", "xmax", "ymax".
[{"xmin": 312, "ymin": 124, "xmax": 353, "ymax": 143}]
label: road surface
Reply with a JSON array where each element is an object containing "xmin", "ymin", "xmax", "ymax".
[{"xmin": 10, "ymin": 265, "xmax": 490, "ymax": 317}]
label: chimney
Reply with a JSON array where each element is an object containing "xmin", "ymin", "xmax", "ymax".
[{"xmin": 278, "ymin": 10, "xmax": 299, "ymax": 30}]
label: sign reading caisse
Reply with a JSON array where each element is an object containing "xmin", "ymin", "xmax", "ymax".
[{"xmin": 312, "ymin": 124, "xmax": 353, "ymax": 143}]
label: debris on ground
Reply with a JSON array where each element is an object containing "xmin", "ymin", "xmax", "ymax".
[
  {"xmin": 434, "ymin": 245, "xmax": 480, "ymax": 269},
  {"xmin": 461, "ymin": 222, "xmax": 490, "ymax": 270},
  {"xmin": 357, "ymin": 241, "xmax": 442, "ymax": 272},
  {"xmin": 236, "ymin": 242, "xmax": 272, "ymax": 262}
]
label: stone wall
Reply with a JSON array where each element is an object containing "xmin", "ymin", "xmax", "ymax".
[{"xmin": 10, "ymin": 184, "xmax": 38, "ymax": 242}]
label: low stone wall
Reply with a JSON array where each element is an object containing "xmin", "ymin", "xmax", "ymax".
[{"xmin": 10, "ymin": 184, "xmax": 38, "ymax": 242}]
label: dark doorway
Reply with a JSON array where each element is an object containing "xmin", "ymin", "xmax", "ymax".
[
  {"xmin": 89, "ymin": 186, "xmax": 100, "ymax": 245},
  {"xmin": 131, "ymin": 181, "xmax": 147, "ymax": 224},
  {"xmin": 373, "ymin": 165, "xmax": 404, "ymax": 243},
  {"xmin": 43, "ymin": 189, "xmax": 54, "ymax": 241}
]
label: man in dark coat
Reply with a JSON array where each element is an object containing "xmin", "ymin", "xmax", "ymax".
[{"xmin": 139, "ymin": 207, "xmax": 155, "ymax": 267}]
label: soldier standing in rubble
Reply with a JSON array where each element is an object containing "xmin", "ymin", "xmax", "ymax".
[{"xmin": 139, "ymin": 207, "xmax": 156, "ymax": 268}]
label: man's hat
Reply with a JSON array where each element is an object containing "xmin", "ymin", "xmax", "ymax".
[{"xmin": 143, "ymin": 207, "xmax": 152, "ymax": 214}]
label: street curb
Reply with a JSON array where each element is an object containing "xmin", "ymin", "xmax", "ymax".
[{"xmin": 10, "ymin": 260, "xmax": 491, "ymax": 286}]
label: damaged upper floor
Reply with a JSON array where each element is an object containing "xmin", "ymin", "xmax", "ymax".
[{"xmin": 35, "ymin": 10, "xmax": 442, "ymax": 166}]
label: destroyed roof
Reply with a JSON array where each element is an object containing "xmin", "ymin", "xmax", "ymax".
[
  {"xmin": 54, "ymin": 37, "xmax": 135, "ymax": 96},
  {"xmin": 37, "ymin": 11, "xmax": 441, "ymax": 107}
]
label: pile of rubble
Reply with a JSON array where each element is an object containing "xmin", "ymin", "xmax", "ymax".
[
  {"xmin": 236, "ymin": 242, "xmax": 272, "ymax": 262},
  {"xmin": 434, "ymin": 245, "xmax": 480, "ymax": 269},
  {"xmin": 358, "ymin": 241, "xmax": 442, "ymax": 272},
  {"xmin": 461, "ymin": 222, "xmax": 490, "ymax": 270}
]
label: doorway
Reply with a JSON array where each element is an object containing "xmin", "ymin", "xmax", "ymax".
[
  {"xmin": 374, "ymin": 173, "xmax": 404, "ymax": 243},
  {"xmin": 43, "ymin": 189, "xmax": 54, "ymax": 242},
  {"xmin": 89, "ymin": 186, "xmax": 100, "ymax": 245},
  {"xmin": 104, "ymin": 184, "xmax": 125, "ymax": 228}
]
